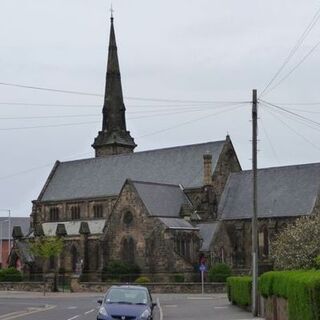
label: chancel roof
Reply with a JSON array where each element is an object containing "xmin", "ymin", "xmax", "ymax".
[
  {"xmin": 39, "ymin": 141, "xmax": 225, "ymax": 202},
  {"xmin": 0, "ymin": 217, "xmax": 30, "ymax": 240},
  {"xmin": 219, "ymin": 163, "xmax": 320, "ymax": 220}
]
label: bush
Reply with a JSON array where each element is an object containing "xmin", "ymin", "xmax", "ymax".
[
  {"xmin": 134, "ymin": 276, "xmax": 151, "ymax": 284},
  {"xmin": 259, "ymin": 270, "xmax": 320, "ymax": 320},
  {"xmin": 0, "ymin": 268, "xmax": 22, "ymax": 282},
  {"xmin": 172, "ymin": 274, "xmax": 184, "ymax": 283},
  {"xmin": 208, "ymin": 263, "xmax": 232, "ymax": 282},
  {"xmin": 227, "ymin": 276, "xmax": 252, "ymax": 306},
  {"xmin": 102, "ymin": 261, "xmax": 141, "ymax": 282}
]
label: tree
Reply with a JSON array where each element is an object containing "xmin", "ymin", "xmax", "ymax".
[
  {"xmin": 30, "ymin": 237, "xmax": 63, "ymax": 293},
  {"xmin": 271, "ymin": 215, "xmax": 320, "ymax": 270}
]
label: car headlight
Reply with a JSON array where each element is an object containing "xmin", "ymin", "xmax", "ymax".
[
  {"xmin": 98, "ymin": 305, "xmax": 108, "ymax": 317},
  {"xmin": 140, "ymin": 309, "xmax": 151, "ymax": 319}
]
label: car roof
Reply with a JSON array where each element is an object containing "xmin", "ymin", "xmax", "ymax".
[{"xmin": 109, "ymin": 285, "xmax": 148, "ymax": 291}]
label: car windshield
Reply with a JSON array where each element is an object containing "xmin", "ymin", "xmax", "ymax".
[{"xmin": 105, "ymin": 288, "xmax": 148, "ymax": 305}]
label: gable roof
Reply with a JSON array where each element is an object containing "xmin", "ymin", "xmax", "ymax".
[
  {"xmin": 197, "ymin": 222, "xmax": 219, "ymax": 251},
  {"xmin": 0, "ymin": 217, "xmax": 30, "ymax": 240},
  {"xmin": 39, "ymin": 140, "xmax": 225, "ymax": 202},
  {"xmin": 132, "ymin": 181, "xmax": 192, "ymax": 217},
  {"xmin": 219, "ymin": 163, "xmax": 320, "ymax": 220}
]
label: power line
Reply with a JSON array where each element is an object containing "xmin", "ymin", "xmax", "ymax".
[
  {"xmin": 263, "ymin": 38, "xmax": 320, "ymax": 96},
  {"xmin": 137, "ymin": 103, "xmax": 247, "ymax": 139},
  {"xmin": 261, "ymin": 103, "xmax": 320, "ymax": 134},
  {"xmin": 263, "ymin": 105, "xmax": 320, "ymax": 152},
  {"xmin": 259, "ymin": 116, "xmax": 281, "ymax": 165},
  {"xmin": 260, "ymin": 5, "xmax": 320, "ymax": 97},
  {"xmin": 261, "ymin": 100, "xmax": 320, "ymax": 129},
  {"xmin": 0, "ymin": 81, "xmax": 247, "ymax": 104}
]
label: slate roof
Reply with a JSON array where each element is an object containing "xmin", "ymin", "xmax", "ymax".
[
  {"xmin": 219, "ymin": 163, "xmax": 320, "ymax": 220},
  {"xmin": 0, "ymin": 217, "xmax": 30, "ymax": 240},
  {"xmin": 159, "ymin": 218, "xmax": 198, "ymax": 230},
  {"xmin": 42, "ymin": 220, "xmax": 106, "ymax": 236},
  {"xmin": 197, "ymin": 223, "xmax": 219, "ymax": 251},
  {"xmin": 39, "ymin": 141, "xmax": 226, "ymax": 202},
  {"xmin": 132, "ymin": 181, "xmax": 192, "ymax": 217}
]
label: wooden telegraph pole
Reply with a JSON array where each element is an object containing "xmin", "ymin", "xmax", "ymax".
[{"xmin": 252, "ymin": 89, "xmax": 259, "ymax": 316}]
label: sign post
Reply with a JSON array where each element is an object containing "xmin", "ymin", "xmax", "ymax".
[{"xmin": 199, "ymin": 264, "xmax": 206, "ymax": 294}]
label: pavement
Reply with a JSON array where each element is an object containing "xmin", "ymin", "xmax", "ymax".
[{"xmin": 0, "ymin": 291, "xmax": 264, "ymax": 320}]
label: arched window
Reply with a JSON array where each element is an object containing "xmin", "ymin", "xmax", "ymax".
[
  {"xmin": 71, "ymin": 206, "xmax": 81, "ymax": 220},
  {"xmin": 49, "ymin": 207, "xmax": 59, "ymax": 221},
  {"xmin": 259, "ymin": 225, "xmax": 269, "ymax": 258},
  {"xmin": 121, "ymin": 237, "xmax": 135, "ymax": 264},
  {"xmin": 123, "ymin": 211, "xmax": 133, "ymax": 227}
]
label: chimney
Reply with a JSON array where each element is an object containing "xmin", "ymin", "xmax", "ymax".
[{"xmin": 203, "ymin": 153, "xmax": 213, "ymax": 186}]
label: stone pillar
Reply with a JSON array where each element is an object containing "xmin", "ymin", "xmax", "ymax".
[{"xmin": 79, "ymin": 222, "xmax": 90, "ymax": 278}]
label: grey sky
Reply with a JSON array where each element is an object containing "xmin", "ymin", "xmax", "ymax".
[{"xmin": 1, "ymin": 0, "xmax": 320, "ymax": 217}]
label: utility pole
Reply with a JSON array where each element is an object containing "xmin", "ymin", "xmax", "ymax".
[{"xmin": 252, "ymin": 89, "xmax": 259, "ymax": 316}]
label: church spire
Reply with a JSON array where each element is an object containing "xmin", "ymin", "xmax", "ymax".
[{"xmin": 92, "ymin": 14, "xmax": 136, "ymax": 157}]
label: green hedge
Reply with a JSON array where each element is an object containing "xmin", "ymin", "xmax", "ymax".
[
  {"xmin": 227, "ymin": 276, "xmax": 252, "ymax": 306},
  {"xmin": 0, "ymin": 268, "xmax": 22, "ymax": 282},
  {"xmin": 259, "ymin": 271, "xmax": 320, "ymax": 320},
  {"xmin": 208, "ymin": 263, "xmax": 232, "ymax": 282}
]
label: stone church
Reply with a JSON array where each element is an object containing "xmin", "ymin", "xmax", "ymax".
[{"xmin": 10, "ymin": 16, "xmax": 320, "ymax": 279}]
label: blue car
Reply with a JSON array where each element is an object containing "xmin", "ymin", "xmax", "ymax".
[{"xmin": 97, "ymin": 285, "xmax": 156, "ymax": 320}]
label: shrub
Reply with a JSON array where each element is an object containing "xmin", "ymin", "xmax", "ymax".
[
  {"xmin": 259, "ymin": 270, "xmax": 320, "ymax": 320},
  {"xmin": 102, "ymin": 261, "xmax": 141, "ymax": 282},
  {"xmin": 271, "ymin": 215, "xmax": 320, "ymax": 270},
  {"xmin": 134, "ymin": 276, "xmax": 151, "ymax": 284},
  {"xmin": 0, "ymin": 268, "xmax": 22, "ymax": 282},
  {"xmin": 208, "ymin": 263, "xmax": 232, "ymax": 282},
  {"xmin": 172, "ymin": 274, "xmax": 184, "ymax": 283},
  {"xmin": 227, "ymin": 276, "xmax": 252, "ymax": 306}
]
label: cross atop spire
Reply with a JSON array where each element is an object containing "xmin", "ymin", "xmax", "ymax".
[{"xmin": 92, "ymin": 15, "xmax": 136, "ymax": 157}]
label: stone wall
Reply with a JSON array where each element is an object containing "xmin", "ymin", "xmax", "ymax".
[
  {"xmin": 262, "ymin": 296, "xmax": 288, "ymax": 320},
  {"xmin": 70, "ymin": 277, "xmax": 226, "ymax": 294},
  {"xmin": 0, "ymin": 281, "xmax": 53, "ymax": 292}
]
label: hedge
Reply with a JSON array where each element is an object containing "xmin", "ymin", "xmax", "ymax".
[
  {"xmin": 227, "ymin": 276, "xmax": 252, "ymax": 306},
  {"xmin": 259, "ymin": 271, "xmax": 320, "ymax": 320},
  {"xmin": 208, "ymin": 263, "xmax": 232, "ymax": 282},
  {"xmin": 0, "ymin": 268, "xmax": 22, "ymax": 282}
]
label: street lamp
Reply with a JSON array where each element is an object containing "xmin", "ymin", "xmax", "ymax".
[{"xmin": 0, "ymin": 209, "xmax": 11, "ymax": 256}]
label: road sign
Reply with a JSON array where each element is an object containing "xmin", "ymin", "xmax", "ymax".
[{"xmin": 199, "ymin": 264, "xmax": 206, "ymax": 272}]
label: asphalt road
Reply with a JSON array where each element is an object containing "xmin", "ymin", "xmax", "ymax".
[{"xmin": 0, "ymin": 292, "xmax": 262, "ymax": 320}]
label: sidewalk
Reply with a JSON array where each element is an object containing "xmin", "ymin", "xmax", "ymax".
[{"xmin": 0, "ymin": 290, "xmax": 102, "ymax": 298}]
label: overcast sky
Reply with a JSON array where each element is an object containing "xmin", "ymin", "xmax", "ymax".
[{"xmin": 1, "ymin": 0, "xmax": 320, "ymax": 218}]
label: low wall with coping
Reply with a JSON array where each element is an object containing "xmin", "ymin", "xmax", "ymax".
[
  {"xmin": 0, "ymin": 281, "xmax": 53, "ymax": 292},
  {"xmin": 70, "ymin": 277, "xmax": 226, "ymax": 294}
]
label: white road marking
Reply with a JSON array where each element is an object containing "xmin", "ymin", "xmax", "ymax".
[
  {"xmin": 157, "ymin": 297, "xmax": 163, "ymax": 320},
  {"xmin": 84, "ymin": 309, "xmax": 95, "ymax": 314},
  {"xmin": 67, "ymin": 306, "xmax": 77, "ymax": 310},
  {"xmin": 187, "ymin": 296, "xmax": 215, "ymax": 300},
  {"xmin": 163, "ymin": 305, "xmax": 177, "ymax": 308},
  {"xmin": 0, "ymin": 305, "xmax": 55, "ymax": 320},
  {"xmin": 67, "ymin": 316, "xmax": 80, "ymax": 320}
]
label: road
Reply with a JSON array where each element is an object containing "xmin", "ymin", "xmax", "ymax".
[{"xmin": 0, "ymin": 292, "xmax": 262, "ymax": 320}]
